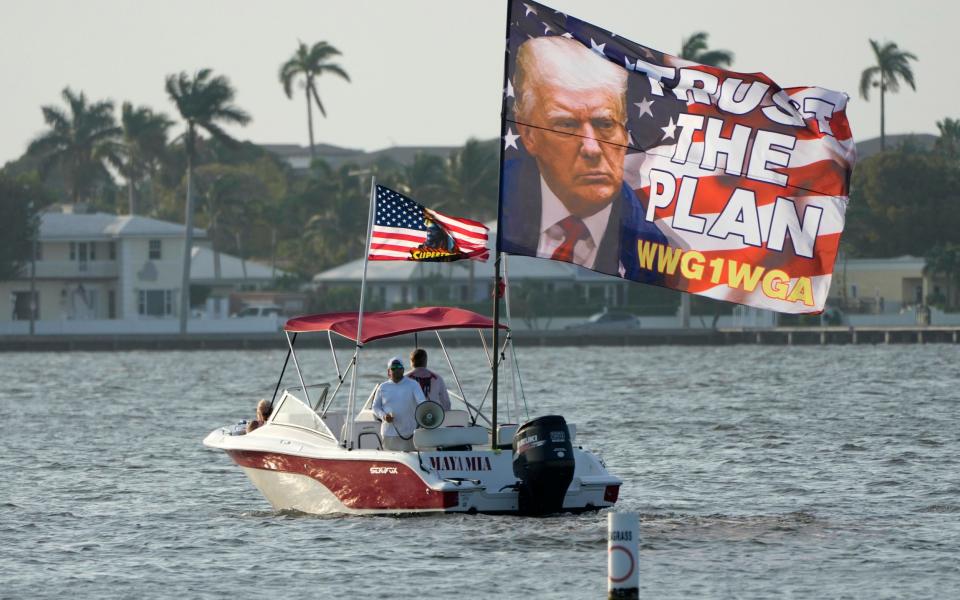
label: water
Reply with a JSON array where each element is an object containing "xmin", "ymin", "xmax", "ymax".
[{"xmin": 2, "ymin": 344, "xmax": 959, "ymax": 599}]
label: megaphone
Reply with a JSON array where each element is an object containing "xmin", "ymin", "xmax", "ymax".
[{"xmin": 415, "ymin": 401, "xmax": 445, "ymax": 430}]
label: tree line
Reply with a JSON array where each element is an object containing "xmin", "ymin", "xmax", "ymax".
[
  {"xmin": 1, "ymin": 34, "xmax": 957, "ymax": 311},
  {"xmin": 0, "ymin": 41, "xmax": 499, "ymax": 299}
]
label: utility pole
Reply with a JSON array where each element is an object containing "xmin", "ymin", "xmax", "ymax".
[{"xmin": 680, "ymin": 293, "xmax": 690, "ymax": 328}]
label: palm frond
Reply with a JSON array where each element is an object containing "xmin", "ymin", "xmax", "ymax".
[
  {"xmin": 696, "ymin": 50, "xmax": 734, "ymax": 68},
  {"xmin": 318, "ymin": 63, "xmax": 351, "ymax": 82},
  {"xmin": 859, "ymin": 66, "xmax": 879, "ymax": 100},
  {"xmin": 310, "ymin": 84, "xmax": 327, "ymax": 118},
  {"xmin": 39, "ymin": 105, "xmax": 70, "ymax": 130},
  {"xmin": 680, "ymin": 32, "xmax": 708, "ymax": 60},
  {"xmin": 212, "ymin": 106, "xmax": 252, "ymax": 126},
  {"xmin": 198, "ymin": 121, "xmax": 235, "ymax": 147},
  {"xmin": 279, "ymin": 58, "xmax": 301, "ymax": 98}
]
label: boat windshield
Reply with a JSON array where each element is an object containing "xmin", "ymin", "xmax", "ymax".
[{"xmin": 272, "ymin": 394, "xmax": 328, "ymax": 434}]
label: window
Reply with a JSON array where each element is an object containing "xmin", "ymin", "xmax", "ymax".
[
  {"xmin": 12, "ymin": 291, "xmax": 39, "ymax": 320},
  {"xmin": 138, "ymin": 290, "xmax": 173, "ymax": 316},
  {"xmin": 71, "ymin": 242, "xmax": 93, "ymax": 262},
  {"xmin": 108, "ymin": 241, "xmax": 116, "ymax": 260},
  {"xmin": 149, "ymin": 239, "xmax": 161, "ymax": 260}
]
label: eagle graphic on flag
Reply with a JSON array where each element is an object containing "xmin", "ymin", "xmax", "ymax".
[{"xmin": 369, "ymin": 185, "xmax": 489, "ymax": 262}]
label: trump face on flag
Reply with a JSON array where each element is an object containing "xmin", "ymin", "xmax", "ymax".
[{"xmin": 500, "ymin": 36, "xmax": 667, "ymax": 282}]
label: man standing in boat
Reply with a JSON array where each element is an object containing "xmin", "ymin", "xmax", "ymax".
[
  {"xmin": 373, "ymin": 356, "xmax": 428, "ymax": 451},
  {"xmin": 500, "ymin": 35, "xmax": 667, "ymax": 283},
  {"xmin": 406, "ymin": 349, "xmax": 451, "ymax": 411}
]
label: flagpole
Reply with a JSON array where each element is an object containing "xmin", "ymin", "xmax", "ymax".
[
  {"xmin": 491, "ymin": 0, "xmax": 514, "ymax": 450},
  {"xmin": 346, "ymin": 175, "xmax": 377, "ymax": 448}
]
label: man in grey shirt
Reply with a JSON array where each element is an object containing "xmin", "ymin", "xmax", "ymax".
[{"xmin": 406, "ymin": 349, "xmax": 451, "ymax": 411}]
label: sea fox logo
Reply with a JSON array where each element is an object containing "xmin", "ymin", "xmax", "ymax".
[{"xmin": 369, "ymin": 466, "xmax": 398, "ymax": 475}]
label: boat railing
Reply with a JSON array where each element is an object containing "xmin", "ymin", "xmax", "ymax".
[
  {"xmin": 447, "ymin": 391, "xmax": 492, "ymax": 427},
  {"xmin": 352, "ymin": 386, "xmax": 492, "ymax": 428}
]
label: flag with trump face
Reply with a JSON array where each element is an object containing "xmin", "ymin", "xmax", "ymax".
[
  {"xmin": 497, "ymin": 0, "xmax": 856, "ymax": 314},
  {"xmin": 369, "ymin": 185, "xmax": 490, "ymax": 262}
]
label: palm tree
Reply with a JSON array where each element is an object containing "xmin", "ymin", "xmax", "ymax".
[
  {"xmin": 860, "ymin": 40, "xmax": 917, "ymax": 151},
  {"xmin": 679, "ymin": 32, "xmax": 734, "ymax": 68},
  {"xmin": 924, "ymin": 243, "xmax": 960, "ymax": 309},
  {"xmin": 447, "ymin": 138, "xmax": 499, "ymax": 220},
  {"xmin": 112, "ymin": 102, "xmax": 173, "ymax": 215},
  {"xmin": 405, "ymin": 153, "xmax": 449, "ymax": 208},
  {"xmin": 28, "ymin": 87, "xmax": 121, "ymax": 204},
  {"xmin": 935, "ymin": 117, "xmax": 960, "ymax": 160},
  {"xmin": 165, "ymin": 69, "xmax": 250, "ymax": 333},
  {"xmin": 279, "ymin": 41, "xmax": 350, "ymax": 161}
]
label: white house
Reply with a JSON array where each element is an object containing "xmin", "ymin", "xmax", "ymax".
[
  {"xmin": 1, "ymin": 208, "xmax": 284, "ymax": 331},
  {"xmin": 311, "ymin": 221, "xmax": 640, "ymax": 312},
  {"xmin": 828, "ymin": 254, "xmax": 956, "ymax": 313},
  {"xmin": 190, "ymin": 244, "xmax": 288, "ymax": 318},
  {"xmin": 1, "ymin": 208, "xmax": 206, "ymax": 323}
]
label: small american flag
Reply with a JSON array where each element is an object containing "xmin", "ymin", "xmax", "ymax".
[{"xmin": 368, "ymin": 185, "xmax": 489, "ymax": 262}]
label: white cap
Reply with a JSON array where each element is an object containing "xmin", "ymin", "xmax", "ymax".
[{"xmin": 387, "ymin": 356, "xmax": 404, "ymax": 369}]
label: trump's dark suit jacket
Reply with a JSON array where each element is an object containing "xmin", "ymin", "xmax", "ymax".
[{"xmin": 498, "ymin": 157, "xmax": 667, "ymax": 284}]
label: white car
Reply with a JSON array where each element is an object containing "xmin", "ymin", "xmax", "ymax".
[
  {"xmin": 232, "ymin": 305, "xmax": 282, "ymax": 318},
  {"xmin": 565, "ymin": 311, "xmax": 641, "ymax": 331}
]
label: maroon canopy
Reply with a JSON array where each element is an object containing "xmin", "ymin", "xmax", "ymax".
[{"xmin": 284, "ymin": 306, "xmax": 508, "ymax": 343}]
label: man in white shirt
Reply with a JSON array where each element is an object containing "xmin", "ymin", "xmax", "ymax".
[
  {"xmin": 406, "ymin": 349, "xmax": 451, "ymax": 411},
  {"xmin": 372, "ymin": 356, "xmax": 427, "ymax": 452}
]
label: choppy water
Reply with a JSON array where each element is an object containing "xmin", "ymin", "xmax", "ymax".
[{"xmin": 2, "ymin": 343, "xmax": 959, "ymax": 599}]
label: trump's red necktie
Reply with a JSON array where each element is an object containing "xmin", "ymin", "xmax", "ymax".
[{"xmin": 550, "ymin": 215, "xmax": 589, "ymax": 263}]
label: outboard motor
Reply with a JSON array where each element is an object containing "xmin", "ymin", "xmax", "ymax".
[{"xmin": 512, "ymin": 415, "xmax": 575, "ymax": 515}]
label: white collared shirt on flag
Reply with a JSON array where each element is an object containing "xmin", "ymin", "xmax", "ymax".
[{"xmin": 536, "ymin": 176, "xmax": 612, "ymax": 269}]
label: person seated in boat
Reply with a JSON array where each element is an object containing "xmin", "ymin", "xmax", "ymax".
[
  {"xmin": 246, "ymin": 399, "xmax": 273, "ymax": 433},
  {"xmin": 406, "ymin": 349, "xmax": 451, "ymax": 411},
  {"xmin": 372, "ymin": 356, "xmax": 427, "ymax": 452}
]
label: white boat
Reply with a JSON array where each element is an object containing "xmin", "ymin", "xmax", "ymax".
[{"xmin": 203, "ymin": 305, "xmax": 621, "ymax": 515}]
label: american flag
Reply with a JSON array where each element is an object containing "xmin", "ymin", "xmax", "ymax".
[{"xmin": 368, "ymin": 185, "xmax": 489, "ymax": 262}]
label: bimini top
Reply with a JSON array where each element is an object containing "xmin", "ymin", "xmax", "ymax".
[{"xmin": 284, "ymin": 306, "xmax": 508, "ymax": 343}]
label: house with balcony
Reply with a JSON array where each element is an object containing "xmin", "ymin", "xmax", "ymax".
[
  {"xmin": 0, "ymin": 207, "xmax": 286, "ymax": 334},
  {"xmin": 1, "ymin": 209, "xmax": 205, "ymax": 324}
]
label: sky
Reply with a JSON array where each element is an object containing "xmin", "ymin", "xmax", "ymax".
[{"xmin": 1, "ymin": 0, "xmax": 956, "ymax": 165}]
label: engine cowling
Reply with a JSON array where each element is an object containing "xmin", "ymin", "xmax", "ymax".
[{"xmin": 512, "ymin": 415, "xmax": 575, "ymax": 515}]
